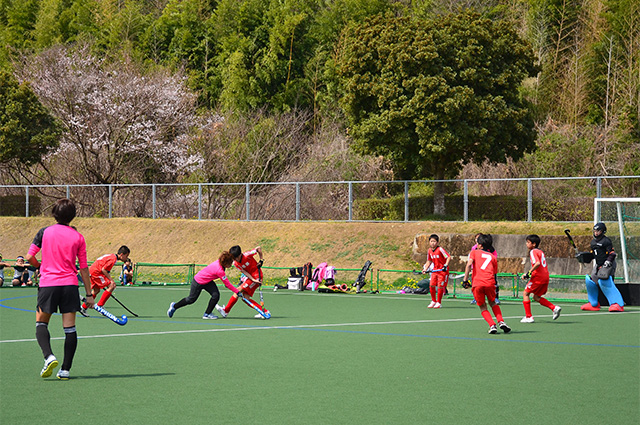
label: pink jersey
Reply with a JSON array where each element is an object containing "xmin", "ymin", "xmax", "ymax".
[
  {"xmin": 428, "ymin": 246, "xmax": 449, "ymax": 272},
  {"xmin": 195, "ymin": 260, "xmax": 236, "ymax": 292},
  {"xmin": 529, "ymin": 248, "xmax": 549, "ymax": 283},
  {"xmin": 469, "ymin": 249, "xmax": 498, "ymax": 287},
  {"xmin": 27, "ymin": 224, "xmax": 88, "ymax": 287}
]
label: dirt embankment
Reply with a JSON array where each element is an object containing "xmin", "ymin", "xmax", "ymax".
[{"xmin": 0, "ymin": 217, "xmax": 599, "ymax": 273}]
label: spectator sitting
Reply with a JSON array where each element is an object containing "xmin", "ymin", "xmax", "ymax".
[
  {"xmin": 120, "ymin": 258, "xmax": 133, "ymax": 285},
  {"xmin": 12, "ymin": 256, "xmax": 33, "ymax": 287},
  {"xmin": 0, "ymin": 254, "xmax": 10, "ymax": 286}
]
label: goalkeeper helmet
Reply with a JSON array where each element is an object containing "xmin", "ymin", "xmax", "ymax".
[{"xmin": 593, "ymin": 222, "xmax": 607, "ymax": 233}]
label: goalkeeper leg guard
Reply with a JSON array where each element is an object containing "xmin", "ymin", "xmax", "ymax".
[
  {"xmin": 598, "ymin": 276, "xmax": 624, "ymax": 307},
  {"xmin": 584, "ymin": 275, "xmax": 600, "ymax": 307}
]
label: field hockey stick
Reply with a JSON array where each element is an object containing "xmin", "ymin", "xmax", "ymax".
[
  {"xmin": 83, "ymin": 299, "xmax": 128, "ymax": 325},
  {"xmin": 239, "ymin": 293, "xmax": 271, "ymax": 319},
  {"xmin": 564, "ymin": 229, "xmax": 579, "ymax": 255},
  {"xmin": 257, "ymin": 260, "xmax": 265, "ymax": 309},
  {"xmin": 110, "ymin": 293, "xmax": 139, "ymax": 317}
]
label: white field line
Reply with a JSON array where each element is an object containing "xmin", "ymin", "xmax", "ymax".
[{"xmin": 1, "ymin": 310, "xmax": 637, "ymax": 344}]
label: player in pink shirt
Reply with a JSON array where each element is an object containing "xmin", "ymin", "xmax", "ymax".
[
  {"xmin": 421, "ymin": 234, "xmax": 450, "ymax": 309},
  {"xmin": 520, "ymin": 234, "xmax": 561, "ymax": 323},
  {"xmin": 463, "ymin": 234, "xmax": 511, "ymax": 334},
  {"xmin": 216, "ymin": 245, "xmax": 269, "ymax": 319},
  {"xmin": 167, "ymin": 251, "xmax": 237, "ymax": 319},
  {"xmin": 26, "ymin": 199, "xmax": 94, "ymax": 380}
]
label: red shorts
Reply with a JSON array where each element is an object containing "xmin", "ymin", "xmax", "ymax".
[
  {"xmin": 525, "ymin": 279, "xmax": 549, "ymax": 297},
  {"xmin": 472, "ymin": 285, "xmax": 496, "ymax": 306},
  {"xmin": 90, "ymin": 274, "xmax": 111, "ymax": 290},
  {"xmin": 430, "ymin": 272, "xmax": 448, "ymax": 288},
  {"xmin": 239, "ymin": 278, "xmax": 260, "ymax": 297}
]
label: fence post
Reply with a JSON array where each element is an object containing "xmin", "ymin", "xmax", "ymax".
[
  {"xmin": 527, "ymin": 179, "xmax": 532, "ymax": 222},
  {"xmin": 295, "ymin": 183, "xmax": 301, "ymax": 221},
  {"xmin": 66, "ymin": 185, "xmax": 70, "ymax": 199},
  {"xmin": 152, "ymin": 184, "xmax": 156, "ymax": 219},
  {"xmin": 25, "ymin": 186, "xmax": 29, "ymax": 217},
  {"xmin": 404, "ymin": 181, "xmax": 409, "ymax": 222},
  {"xmin": 463, "ymin": 180, "xmax": 468, "ymax": 222},
  {"xmin": 348, "ymin": 182, "xmax": 353, "ymax": 221},
  {"xmin": 246, "ymin": 183, "xmax": 250, "ymax": 221},
  {"xmin": 197, "ymin": 184, "xmax": 202, "ymax": 220},
  {"xmin": 596, "ymin": 177, "xmax": 602, "ymax": 198},
  {"xmin": 108, "ymin": 185, "xmax": 113, "ymax": 219}
]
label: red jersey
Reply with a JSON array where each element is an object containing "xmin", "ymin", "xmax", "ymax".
[
  {"xmin": 233, "ymin": 248, "xmax": 261, "ymax": 280},
  {"xmin": 469, "ymin": 249, "xmax": 497, "ymax": 287},
  {"xmin": 89, "ymin": 253, "xmax": 117, "ymax": 278},
  {"xmin": 428, "ymin": 246, "xmax": 449, "ymax": 272},
  {"xmin": 529, "ymin": 248, "xmax": 549, "ymax": 284}
]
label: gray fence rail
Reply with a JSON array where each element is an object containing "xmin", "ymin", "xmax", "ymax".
[{"xmin": 0, "ymin": 175, "xmax": 638, "ymax": 222}]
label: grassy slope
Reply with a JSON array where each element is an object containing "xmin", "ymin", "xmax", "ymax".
[{"xmin": 0, "ymin": 217, "xmax": 596, "ymax": 270}]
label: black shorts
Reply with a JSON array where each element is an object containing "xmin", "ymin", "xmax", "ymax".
[{"xmin": 37, "ymin": 286, "xmax": 81, "ymax": 314}]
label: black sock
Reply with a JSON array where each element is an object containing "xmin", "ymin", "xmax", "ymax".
[
  {"xmin": 61, "ymin": 326, "xmax": 77, "ymax": 371},
  {"xmin": 36, "ymin": 322, "xmax": 53, "ymax": 358}
]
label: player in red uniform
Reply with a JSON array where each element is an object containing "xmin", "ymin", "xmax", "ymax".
[
  {"xmin": 520, "ymin": 234, "xmax": 561, "ymax": 323},
  {"xmin": 216, "ymin": 245, "xmax": 269, "ymax": 319},
  {"xmin": 463, "ymin": 234, "xmax": 511, "ymax": 334},
  {"xmin": 80, "ymin": 245, "xmax": 130, "ymax": 315},
  {"xmin": 422, "ymin": 234, "xmax": 450, "ymax": 309}
]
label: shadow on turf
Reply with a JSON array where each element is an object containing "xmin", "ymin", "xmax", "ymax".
[{"xmin": 70, "ymin": 372, "xmax": 175, "ymax": 380}]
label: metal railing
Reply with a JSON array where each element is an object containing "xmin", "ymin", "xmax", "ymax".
[{"xmin": 0, "ymin": 175, "xmax": 638, "ymax": 222}]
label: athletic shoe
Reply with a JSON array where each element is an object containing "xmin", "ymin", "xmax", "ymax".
[
  {"xmin": 552, "ymin": 305, "xmax": 562, "ymax": 320},
  {"xmin": 427, "ymin": 301, "xmax": 436, "ymax": 308},
  {"xmin": 488, "ymin": 325, "xmax": 498, "ymax": 334},
  {"xmin": 498, "ymin": 321, "xmax": 511, "ymax": 333},
  {"xmin": 215, "ymin": 304, "xmax": 228, "ymax": 318},
  {"xmin": 40, "ymin": 355, "xmax": 58, "ymax": 378},
  {"xmin": 608, "ymin": 303, "xmax": 624, "ymax": 312},
  {"xmin": 202, "ymin": 313, "xmax": 218, "ymax": 320},
  {"xmin": 581, "ymin": 302, "xmax": 601, "ymax": 311},
  {"xmin": 56, "ymin": 370, "xmax": 70, "ymax": 380},
  {"xmin": 470, "ymin": 299, "xmax": 477, "ymax": 304},
  {"xmin": 520, "ymin": 316, "xmax": 535, "ymax": 323},
  {"xmin": 79, "ymin": 307, "xmax": 89, "ymax": 317},
  {"xmin": 433, "ymin": 302, "xmax": 442, "ymax": 309},
  {"xmin": 167, "ymin": 302, "xmax": 176, "ymax": 318},
  {"xmin": 254, "ymin": 313, "xmax": 266, "ymax": 319}
]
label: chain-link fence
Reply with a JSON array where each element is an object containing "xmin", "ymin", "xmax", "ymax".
[{"xmin": 1, "ymin": 175, "xmax": 638, "ymax": 221}]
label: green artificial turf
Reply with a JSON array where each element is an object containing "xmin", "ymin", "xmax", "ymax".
[{"xmin": 1, "ymin": 286, "xmax": 638, "ymax": 425}]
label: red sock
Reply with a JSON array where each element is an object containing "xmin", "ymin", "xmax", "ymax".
[
  {"xmin": 81, "ymin": 302, "xmax": 87, "ymax": 309},
  {"xmin": 429, "ymin": 286, "xmax": 436, "ymax": 302},
  {"xmin": 491, "ymin": 304, "xmax": 504, "ymax": 322},
  {"xmin": 539, "ymin": 297, "xmax": 555, "ymax": 310},
  {"xmin": 481, "ymin": 310, "xmax": 495, "ymax": 326},
  {"xmin": 437, "ymin": 287, "xmax": 445, "ymax": 303},
  {"xmin": 224, "ymin": 295, "xmax": 238, "ymax": 313},
  {"xmin": 523, "ymin": 300, "xmax": 532, "ymax": 317},
  {"xmin": 97, "ymin": 290, "xmax": 111, "ymax": 307}
]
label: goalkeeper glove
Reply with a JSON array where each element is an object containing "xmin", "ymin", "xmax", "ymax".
[
  {"xmin": 462, "ymin": 279, "xmax": 471, "ymax": 289},
  {"xmin": 522, "ymin": 272, "xmax": 531, "ymax": 280}
]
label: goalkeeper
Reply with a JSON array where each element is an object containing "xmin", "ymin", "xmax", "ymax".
[{"xmin": 581, "ymin": 223, "xmax": 624, "ymax": 312}]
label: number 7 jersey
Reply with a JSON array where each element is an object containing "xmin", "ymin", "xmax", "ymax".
[{"xmin": 469, "ymin": 249, "xmax": 498, "ymax": 287}]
